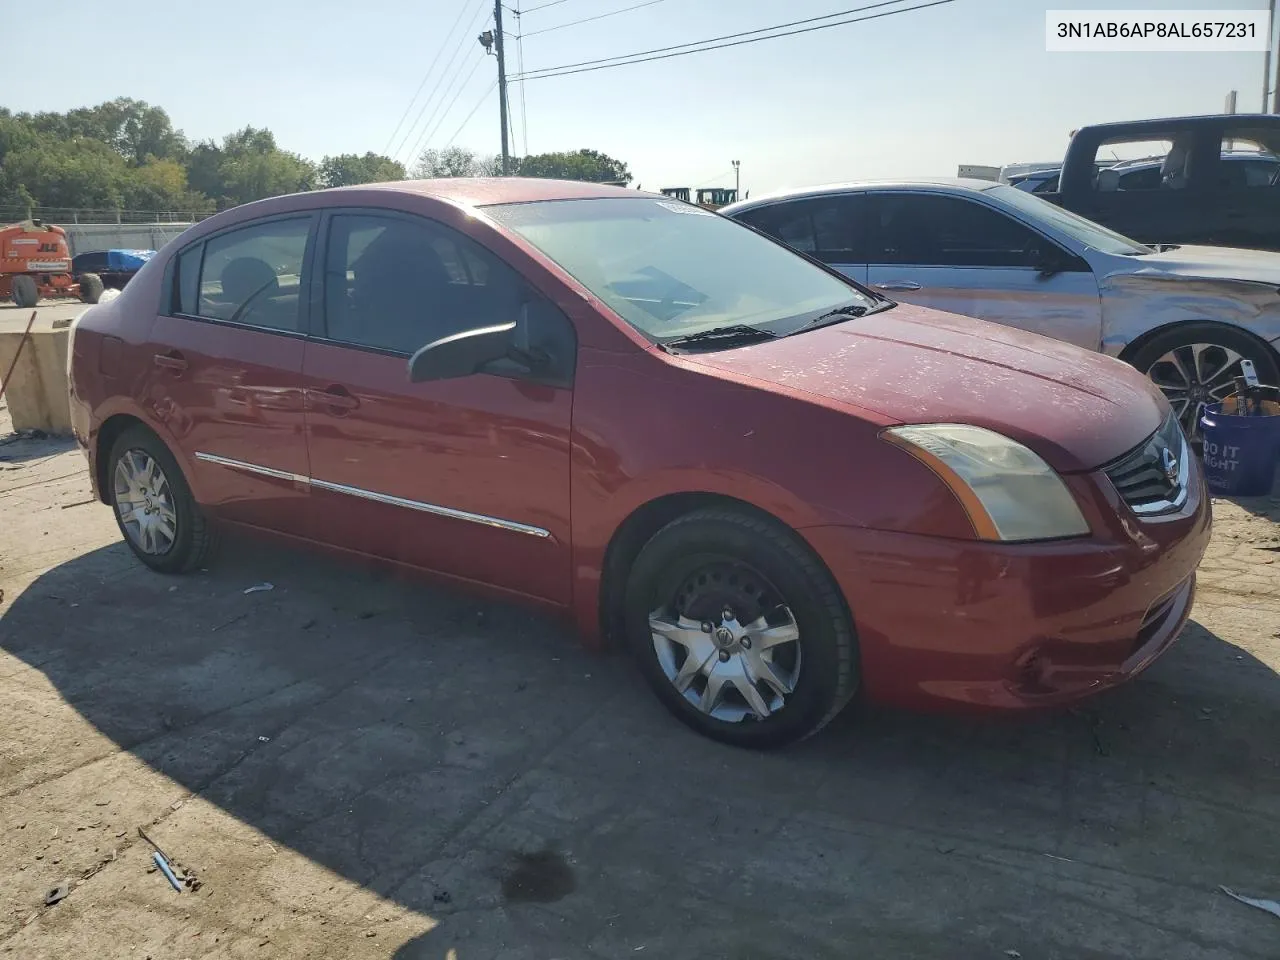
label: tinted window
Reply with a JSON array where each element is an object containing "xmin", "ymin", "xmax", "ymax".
[
  {"xmin": 870, "ymin": 194, "xmax": 1044, "ymax": 267},
  {"xmin": 175, "ymin": 244, "xmax": 203, "ymax": 315},
  {"xmin": 196, "ymin": 218, "xmax": 311, "ymax": 331},
  {"xmin": 323, "ymin": 213, "xmax": 531, "ymax": 357},
  {"xmin": 736, "ymin": 195, "xmax": 867, "ymax": 263}
]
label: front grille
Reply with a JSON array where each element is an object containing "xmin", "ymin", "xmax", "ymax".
[{"xmin": 1104, "ymin": 414, "xmax": 1189, "ymax": 516}]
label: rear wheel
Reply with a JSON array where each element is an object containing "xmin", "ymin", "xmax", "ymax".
[
  {"xmin": 1130, "ymin": 323, "xmax": 1280, "ymax": 438},
  {"xmin": 624, "ymin": 508, "xmax": 858, "ymax": 748},
  {"xmin": 108, "ymin": 426, "xmax": 214, "ymax": 573},
  {"xmin": 78, "ymin": 273, "xmax": 104, "ymax": 304},
  {"xmin": 11, "ymin": 275, "xmax": 38, "ymax": 308}
]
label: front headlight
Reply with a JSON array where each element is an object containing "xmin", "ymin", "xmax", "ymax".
[{"xmin": 883, "ymin": 424, "xmax": 1090, "ymax": 542}]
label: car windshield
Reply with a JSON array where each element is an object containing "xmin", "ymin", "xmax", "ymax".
[
  {"xmin": 984, "ymin": 184, "xmax": 1152, "ymax": 256},
  {"xmin": 486, "ymin": 197, "xmax": 875, "ymax": 342}
]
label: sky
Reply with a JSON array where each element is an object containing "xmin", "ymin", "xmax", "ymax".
[{"xmin": 8, "ymin": 0, "xmax": 1276, "ymax": 194}]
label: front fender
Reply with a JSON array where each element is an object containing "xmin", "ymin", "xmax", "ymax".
[{"xmin": 1099, "ymin": 274, "xmax": 1280, "ymax": 357}]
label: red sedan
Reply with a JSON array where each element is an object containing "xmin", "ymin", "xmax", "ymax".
[{"xmin": 67, "ymin": 179, "xmax": 1211, "ymax": 747}]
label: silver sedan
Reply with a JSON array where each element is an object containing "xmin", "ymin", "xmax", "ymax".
[{"xmin": 723, "ymin": 180, "xmax": 1280, "ymax": 436}]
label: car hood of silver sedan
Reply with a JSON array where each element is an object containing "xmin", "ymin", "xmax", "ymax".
[{"xmin": 1102, "ymin": 244, "xmax": 1280, "ymax": 287}]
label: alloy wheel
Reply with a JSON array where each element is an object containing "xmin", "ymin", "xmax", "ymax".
[
  {"xmin": 113, "ymin": 448, "xmax": 177, "ymax": 555},
  {"xmin": 648, "ymin": 561, "xmax": 802, "ymax": 722},
  {"xmin": 1146, "ymin": 342, "xmax": 1244, "ymax": 437}
]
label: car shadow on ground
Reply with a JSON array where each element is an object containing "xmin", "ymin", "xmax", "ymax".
[{"xmin": 2, "ymin": 534, "xmax": 1278, "ymax": 959}]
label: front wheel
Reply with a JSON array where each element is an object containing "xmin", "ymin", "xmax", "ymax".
[
  {"xmin": 623, "ymin": 508, "xmax": 858, "ymax": 748},
  {"xmin": 1130, "ymin": 323, "xmax": 1280, "ymax": 438},
  {"xmin": 11, "ymin": 274, "xmax": 38, "ymax": 308}
]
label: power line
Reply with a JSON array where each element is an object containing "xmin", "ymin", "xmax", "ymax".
[
  {"xmin": 383, "ymin": 0, "xmax": 474, "ymax": 153},
  {"xmin": 518, "ymin": 0, "xmax": 574, "ymax": 12},
  {"xmin": 514, "ymin": 0, "xmax": 951, "ymax": 80},
  {"xmin": 393, "ymin": 0, "xmax": 492, "ymax": 162},
  {"xmin": 410, "ymin": 51, "xmax": 489, "ymax": 163},
  {"xmin": 444, "ymin": 80, "xmax": 500, "ymax": 149},
  {"xmin": 521, "ymin": 0, "xmax": 667, "ymax": 38}
]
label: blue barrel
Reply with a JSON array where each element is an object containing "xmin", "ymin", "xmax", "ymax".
[{"xmin": 1200, "ymin": 401, "xmax": 1280, "ymax": 496}]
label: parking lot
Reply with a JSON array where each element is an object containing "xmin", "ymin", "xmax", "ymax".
[{"xmin": 1, "ymin": 393, "xmax": 1279, "ymax": 958}]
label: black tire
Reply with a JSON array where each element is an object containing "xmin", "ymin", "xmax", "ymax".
[
  {"xmin": 1129, "ymin": 322, "xmax": 1280, "ymax": 437},
  {"xmin": 107, "ymin": 425, "xmax": 215, "ymax": 574},
  {"xmin": 623, "ymin": 508, "xmax": 858, "ymax": 748},
  {"xmin": 11, "ymin": 274, "xmax": 38, "ymax": 308},
  {"xmin": 78, "ymin": 273, "xmax": 104, "ymax": 304}
]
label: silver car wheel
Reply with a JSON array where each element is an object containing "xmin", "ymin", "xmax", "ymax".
[
  {"xmin": 1146, "ymin": 342, "xmax": 1244, "ymax": 437},
  {"xmin": 649, "ymin": 609, "xmax": 802, "ymax": 722},
  {"xmin": 113, "ymin": 449, "xmax": 177, "ymax": 556}
]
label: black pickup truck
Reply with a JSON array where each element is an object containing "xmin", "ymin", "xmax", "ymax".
[{"xmin": 1042, "ymin": 114, "xmax": 1280, "ymax": 251}]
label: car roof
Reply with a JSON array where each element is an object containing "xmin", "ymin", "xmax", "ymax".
[
  {"xmin": 722, "ymin": 178, "xmax": 998, "ymax": 212},
  {"xmin": 1078, "ymin": 113, "xmax": 1280, "ymax": 135},
  {"xmin": 326, "ymin": 177, "xmax": 655, "ymax": 207}
]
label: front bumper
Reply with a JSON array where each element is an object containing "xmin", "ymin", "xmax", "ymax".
[{"xmin": 801, "ymin": 464, "xmax": 1212, "ymax": 712}]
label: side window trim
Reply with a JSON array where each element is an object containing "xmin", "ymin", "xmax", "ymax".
[
  {"xmin": 165, "ymin": 212, "xmax": 318, "ymax": 338},
  {"xmin": 312, "ymin": 207, "xmax": 578, "ymax": 387}
]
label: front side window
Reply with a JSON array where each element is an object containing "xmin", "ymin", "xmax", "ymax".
[
  {"xmin": 486, "ymin": 197, "xmax": 873, "ymax": 343},
  {"xmin": 322, "ymin": 213, "xmax": 528, "ymax": 355},
  {"xmin": 194, "ymin": 218, "xmax": 312, "ymax": 331},
  {"xmin": 870, "ymin": 194, "xmax": 1044, "ymax": 268},
  {"xmin": 984, "ymin": 184, "xmax": 1151, "ymax": 257}
]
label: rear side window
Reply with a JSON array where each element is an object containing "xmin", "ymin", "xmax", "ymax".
[
  {"xmin": 736, "ymin": 195, "xmax": 868, "ymax": 264},
  {"xmin": 870, "ymin": 194, "xmax": 1043, "ymax": 268},
  {"xmin": 193, "ymin": 218, "xmax": 312, "ymax": 331}
]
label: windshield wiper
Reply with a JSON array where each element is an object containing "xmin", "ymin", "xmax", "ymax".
[
  {"xmin": 788, "ymin": 300, "xmax": 889, "ymax": 337},
  {"xmin": 662, "ymin": 324, "xmax": 778, "ymax": 350}
]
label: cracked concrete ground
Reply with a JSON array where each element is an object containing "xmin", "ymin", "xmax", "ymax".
[{"xmin": 1, "ymin": 399, "xmax": 1278, "ymax": 959}]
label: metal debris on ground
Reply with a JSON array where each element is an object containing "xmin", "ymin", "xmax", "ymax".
[
  {"xmin": 243, "ymin": 582, "xmax": 274, "ymax": 594},
  {"xmin": 43, "ymin": 882, "xmax": 70, "ymax": 906},
  {"xmin": 1220, "ymin": 885, "xmax": 1280, "ymax": 919},
  {"xmin": 258, "ymin": 735, "xmax": 270, "ymax": 742}
]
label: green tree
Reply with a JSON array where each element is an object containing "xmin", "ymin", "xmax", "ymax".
[
  {"xmin": 515, "ymin": 149, "xmax": 631, "ymax": 184},
  {"xmin": 318, "ymin": 152, "xmax": 406, "ymax": 188},
  {"xmin": 187, "ymin": 127, "xmax": 317, "ymax": 208},
  {"xmin": 412, "ymin": 145, "xmax": 500, "ymax": 179}
]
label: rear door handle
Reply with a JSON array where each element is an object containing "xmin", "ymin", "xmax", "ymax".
[
  {"xmin": 307, "ymin": 385, "xmax": 360, "ymax": 413},
  {"xmin": 875, "ymin": 281, "xmax": 922, "ymax": 291},
  {"xmin": 153, "ymin": 350, "xmax": 188, "ymax": 373}
]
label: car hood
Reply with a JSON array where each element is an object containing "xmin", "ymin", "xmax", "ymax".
[
  {"xmin": 1105, "ymin": 243, "xmax": 1280, "ymax": 286},
  {"xmin": 682, "ymin": 303, "xmax": 1166, "ymax": 473}
]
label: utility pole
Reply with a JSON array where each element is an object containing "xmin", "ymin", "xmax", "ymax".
[
  {"xmin": 732, "ymin": 159, "xmax": 740, "ymax": 198},
  {"xmin": 495, "ymin": 0, "xmax": 511, "ymax": 174}
]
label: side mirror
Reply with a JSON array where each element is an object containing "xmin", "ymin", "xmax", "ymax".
[{"xmin": 407, "ymin": 321, "xmax": 515, "ymax": 383}]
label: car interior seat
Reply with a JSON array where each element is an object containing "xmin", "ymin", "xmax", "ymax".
[{"xmin": 219, "ymin": 257, "xmax": 284, "ymax": 326}]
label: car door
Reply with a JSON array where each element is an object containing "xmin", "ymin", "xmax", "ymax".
[
  {"xmin": 733, "ymin": 194, "xmax": 871, "ymax": 284},
  {"xmin": 299, "ymin": 209, "xmax": 575, "ymax": 605},
  {"xmin": 864, "ymin": 192, "xmax": 1103, "ymax": 350},
  {"xmin": 147, "ymin": 214, "xmax": 316, "ymax": 533}
]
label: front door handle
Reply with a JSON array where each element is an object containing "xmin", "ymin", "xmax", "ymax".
[
  {"xmin": 153, "ymin": 350, "xmax": 188, "ymax": 373},
  {"xmin": 307, "ymin": 385, "xmax": 360, "ymax": 414},
  {"xmin": 875, "ymin": 281, "xmax": 922, "ymax": 291}
]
